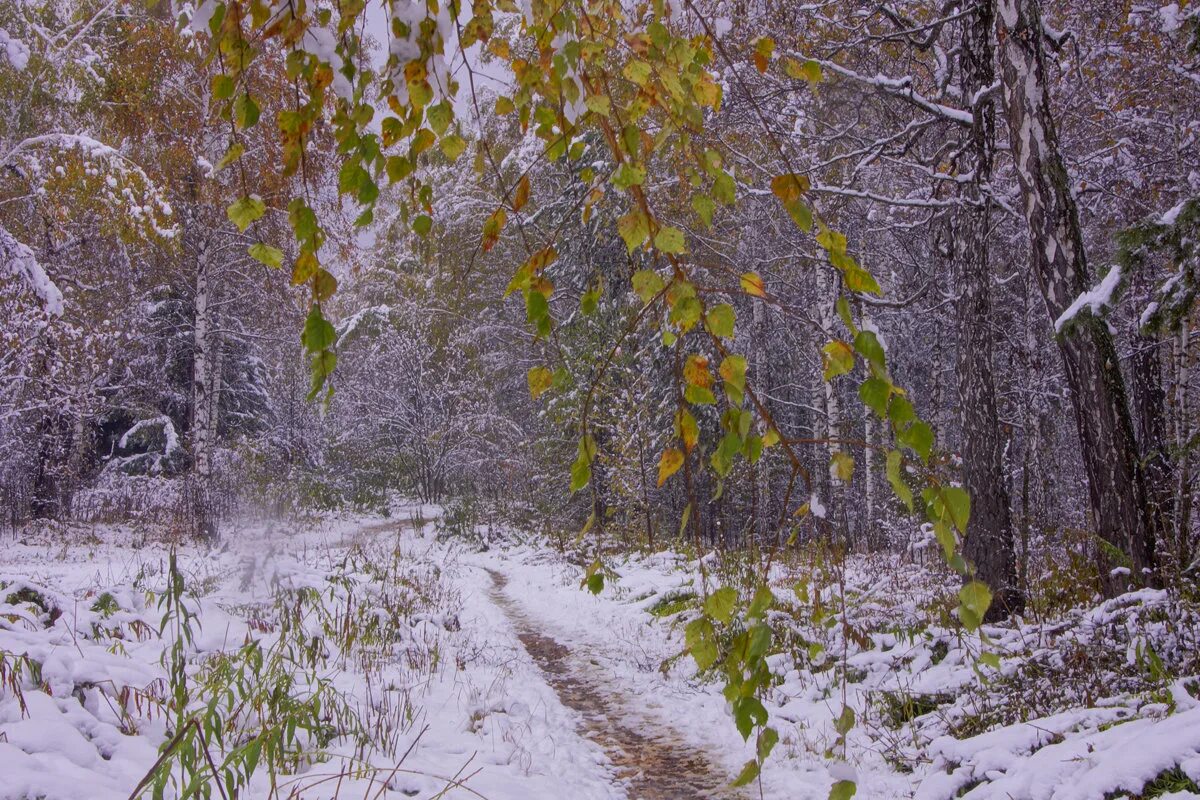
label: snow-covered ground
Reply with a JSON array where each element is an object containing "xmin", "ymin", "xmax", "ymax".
[
  {"xmin": 0, "ymin": 509, "xmax": 618, "ymax": 800},
  {"xmin": 3, "ymin": 509, "xmax": 1200, "ymax": 799}
]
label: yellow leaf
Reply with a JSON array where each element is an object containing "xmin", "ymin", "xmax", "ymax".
[
  {"xmin": 512, "ymin": 174, "xmax": 530, "ymax": 212},
  {"xmin": 527, "ymin": 366, "xmax": 554, "ymax": 400},
  {"xmin": 770, "ymin": 173, "xmax": 810, "ymax": 204},
  {"xmin": 831, "ymin": 451, "xmax": 854, "ymax": 482},
  {"xmin": 740, "ymin": 272, "xmax": 766, "ymax": 297},
  {"xmin": 657, "ymin": 448, "xmax": 685, "ymax": 486},
  {"xmin": 676, "ymin": 409, "xmax": 699, "ymax": 452},
  {"xmin": 683, "ymin": 353, "xmax": 712, "ymax": 388}
]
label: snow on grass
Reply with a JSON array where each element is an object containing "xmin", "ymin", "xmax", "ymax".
[
  {"xmin": 469, "ymin": 532, "xmax": 1200, "ymax": 800},
  {"xmin": 5, "ymin": 512, "xmax": 1200, "ymax": 799},
  {"xmin": 0, "ymin": 510, "xmax": 619, "ymax": 799}
]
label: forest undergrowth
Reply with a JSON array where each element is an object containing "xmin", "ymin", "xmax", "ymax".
[{"xmin": 3, "ymin": 507, "xmax": 1200, "ymax": 799}]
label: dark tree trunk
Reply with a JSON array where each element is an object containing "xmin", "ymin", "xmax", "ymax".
[
  {"xmin": 957, "ymin": 0, "xmax": 1023, "ymax": 619},
  {"xmin": 1130, "ymin": 264, "xmax": 1175, "ymax": 571},
  {"xmin": 995, "ymin": 0, "xmax": 1156, "ymax": 594}
]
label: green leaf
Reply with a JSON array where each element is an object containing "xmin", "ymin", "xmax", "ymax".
[
  {"xmin": 585, "ymin": 94, "xmax": 611, "ymax": 116},
  {"xmin": 441, "ymin": 134, "xmax": 467, "ymax": 161},
  {"xmin": 934, "ymin": 519, "xmax": 956, "ymax": 559},
  {"xmin": 527, "ymin": 366, "xmax": 554, "ymax": 400},
  {"xmin": 413, "ymin": 215, "xmax": 433, "ymax": 237},
  {"xmin": 227, "ymin": 195, "xmax": 266, "ymax": 232},
  {"xmin": 685, "ymin": 617, "xmax": 718, "ymax": 670},
  {"xmin": 570, "ymin": 450, "xmax": 591, "ymax": 493},
  {"xmin": 215, "ymin": 143, "xmax": 244, "ymax": 171},
  {"xmin": 705, "ymin": 303, "xmax": 736, "ymax": 338},
  {"xmin": 899, "ymin": 419, "xmax": 934, "ymax": 462},
  {"xmin": 712, "ymin": 170, "xmax": 736, "ymax": 204},
  {"xmin": 731, "ymin": 760, "xmax": 760, "ymax": 788},
  {"xmin": 654, "ymin": 226, "xmax": 687, "ymax": 254},
  {"xmin": 822, "ymin": 340, "xmax": 855, "ymax": 380},
  {"xmin": 247, "ymin": 242, "xmax": 283, "ymax": 268},
  {"xmin": 886, "ymin": 450, "xmax": 913, "ymax": 511},
  {"xmin": 692, "ymin": 193, "xmax": 715, "ymax": 227},
  {"xmin": 834, "ymin": 705, "xmax": 855, "ymax": 735},
  {"xmin": 859, "ymin": 378, "xmax": 890, "ymax": 417},
  {"xmin": 853, "ymin": 331, "xmax": 886, "ymax": 370},
  {"xmin": 757, "ymin": 727, "xmax": 779, "ymax": 761},
  {"xmin": 301, "ymin": 308, "xmax": 335, "ymax": 353},
  {"xmin": 426, "ymin": 101, "xmax": 452, "ymax": 135},
  {"xmin": 943, "ymin": 486, "xmax": 971, "ymax": 533},
  {"xmin": 670, "ymin": 296, "xmax": 703, "ymax": 331},
  {"xmin": 386, "ymin": 155, "xmax": 414, "ymax": 183},
  {"xmin": 734, "ymin": 695, "xmax": 769, "ymax": 739},
  {"xmin": 888, "ymin": 395, "xmax": 916, "ymax": 428},
  {"xmin": 747, "ymin": 586, "xmax": 774, "ymax": 619},
  {"xmin": 581, "ymin": 284, "xmax": 602, "ymax": 315},
  {"xmin": 829, "ymin": 780, "xmax": 857, "ymax": 800},
  {"xmin": 234, "ymin": 93, "xmax": 260, "ymax": 128},
  {"xmin": 704, "ymin": 587, "xmax": 738, "ymax": 624},
  {"xmin": 618, "ymin": 211, "xmax": 649, "ymax": 252},
  {"xmin": 632, "ymin": 269, "xmax": 665, "ymax": 303},
  {"xmin": 411, "ymin": 128, "xmax": 436, "ymax": 156},
  {"xmin": 612, "ymin": 162, "xmax": 646, "ymax": 189},
  {"xmin": 960, "ymin": 581, "xmax": 993, "ymax": 622},
  {"xmin": 623, "ymin": 59, "xmax": 652, "ymax": 85},
  {"xmin": 211, "ymin": 74, "xmax": 235, "ymax": 100}
]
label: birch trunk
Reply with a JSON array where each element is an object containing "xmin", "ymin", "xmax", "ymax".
[
  {"xmin": 995, "ymin": 0, "xmax": 1156, "ymax": 593},
  {"xmin": 190, "ymin": 232, "xmax": 218, "ymax": 541},
  {"xmin": 957, "ymin": 0, "xmax": 1022, "ymax": 618}
]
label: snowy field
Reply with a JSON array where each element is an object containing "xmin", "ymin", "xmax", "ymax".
[{"xmin": 2, "ymin": 508, "xmax": 1199, "ymax": 799}]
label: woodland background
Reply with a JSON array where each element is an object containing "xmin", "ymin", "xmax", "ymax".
[{"xmin": 2, "ymin": 0, "xmax": 1199, "ymax": 614}]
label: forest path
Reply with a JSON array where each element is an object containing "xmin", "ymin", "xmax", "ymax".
[{"xmin": 486, "ymin": 568, "xmax": 745, "ymax": 800}]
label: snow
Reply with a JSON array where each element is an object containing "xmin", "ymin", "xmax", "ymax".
[
  {"xmin": 0, "ymin": 512, "xmax": 622, "ymax": 800},
  {"xmin": 1159, "ymin": 3, "xmax": 1185, "ymax": 33},
  {"xmin": 810, "ymin": 493, "xmax": 827, "ymax": 519},
  {"xmin": 0, "ymin": 226, "xmax": 64, "ymax": 316},
  {"xmin": 4, "ymin": 512, "xmax": 1200, "ymax": 799},
  {"xmin": 1054, "ymin": 265, "xmax": 1122, "ymax": 332},
  {"xmin": 0, "ymin": 27, "xmax": 30, "ymax": 71},
  {"xmin": 1161, "ymin": 199, "xmax": 1188, "ymax": 225},
  {"xmin": 117, "ymin": 415, "xmax": 181, "ymax": 454}
]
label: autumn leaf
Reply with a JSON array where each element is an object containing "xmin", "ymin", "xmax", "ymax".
[
  {"xmin": 657, "ymin": 448, "xmax": 684, "ymax": 486},
  {"xmin": 512, "ymin": 174, "xmax": 530, "ymax": 212},
  {"xmin": 527, "ymin": 366, "xmax": 553, "ymax": 400},
  {"xmin": 740, "ymin": 272, "xmax": 767, "ymax": 297}
]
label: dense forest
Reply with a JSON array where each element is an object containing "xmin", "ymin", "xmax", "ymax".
[{"xmin": 1, "ymin": 0, "xmax": 1199, "ymax": 798}]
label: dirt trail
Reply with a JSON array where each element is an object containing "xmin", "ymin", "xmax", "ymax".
[{"xmin": 487, "ymin": 569, "xmax": 744, "ymax": 800}]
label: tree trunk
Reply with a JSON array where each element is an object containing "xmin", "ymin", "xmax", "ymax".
[
  {"xmin": 753, "ymin": 299, "xmax": 770, "ymax": 541},
  {"xmin": 1130, "ymin": 304, "xmax": 1174, "ymax": 571},
  {"xmin": 957, "ymin": 0, "xmax": 1022, "ymax": 619},
  {"xmin": 995, "ymin": 0, "xmax": 1156, "ymax": 593},
  {"xmin": 190, "ymin": 231, "xmax": 218, "ymax": 542}
]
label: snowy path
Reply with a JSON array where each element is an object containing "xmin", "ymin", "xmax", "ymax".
[{"xmin": 485, "ymin": 568, "xmax": 744, "ymax": 800}]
